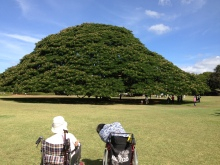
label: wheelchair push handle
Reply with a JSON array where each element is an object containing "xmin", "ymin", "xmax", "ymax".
[{"xmin": 35, "ymin": 136, "xmax": 43, "ymax": 147}]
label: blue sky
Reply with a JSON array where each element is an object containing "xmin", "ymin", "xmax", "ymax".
[{"xmin": 0, "ymin": 0, "xmax": 220, "ymax": 74}]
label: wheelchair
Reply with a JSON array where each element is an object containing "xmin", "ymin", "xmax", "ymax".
[
  {"xmin": 36, "ymin": 136, "xmax": 82, "ymax": 165},
  {"xmin": 103, "ymin": 133, "xmax": 138, "ymax": 165}
]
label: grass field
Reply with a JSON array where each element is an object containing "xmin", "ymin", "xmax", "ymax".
[{"xmin": 0, "ymin": 95, "xmax": 220, "ymax": 165}]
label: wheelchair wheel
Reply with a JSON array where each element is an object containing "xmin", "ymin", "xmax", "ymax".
[
  {"xmin": 103, "ymin": 149, "xmax": 110, "ymax": 165},
  {"xmin": 132, "ymin": 149, "xmax": 138, "ymax": 165}
]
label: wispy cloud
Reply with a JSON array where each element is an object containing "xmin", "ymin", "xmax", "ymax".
[
  {"xmin": 0, "ymin": 36, "xmax": 37, "ymax": 73},
  {"xmin": 181, "ymin": 0, "xmax": 207, "ymax": 12},
  {"xmin": 181, "ymin": 0, "xmax": 193, "ymax": 5},
  {"xmin": 16, "ymin": 0, "xmax": 30, "ymax": 15},
  {"xmin": 148, "ymin": 24, "xmax": 172, "ymax": 35},
  {"xmin": 145, "ymin": 10, "xmax": 164, "ymax": 18},
  {"xmin": 2, "ymin": 33, "xmax": 40, "ymax": 43},
  {"xmin": 0, "ymin": 40, "xmax": 23, "ymax": 53},
  {"xmin": 15, "ymin": 0, "xmax": 44, "ymax": 20},
  {"xmin": 158, "ymin": 0, "xmax": 172, "ymax": 6},
  {"xmin": 181, "ymin": 56, "xmax": 220, "ymax": 74},
  {"xmin": 118, "ymin": 7, "xmax": 146, "ymax": 27}
]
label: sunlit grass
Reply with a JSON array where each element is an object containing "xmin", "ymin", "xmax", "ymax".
[{"xmin": 0, "ymin": 96, "xmax": 219, "ymax": 164}]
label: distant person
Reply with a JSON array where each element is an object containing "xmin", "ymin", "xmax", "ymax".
[
  {"xmin": 145, "ymin": 95, "xmax": 149, "ymax": 104},
  {"xmin": 96, "ymin": 122, "xmax": 126, "ymax": 142},
  {"xmin": 197, "ymin": 95, "xmax": 201, "ymax": 102},
  {"xmin": 171, "ymin": 95, "xmax": 174, "ymax": 104},
  {"xmin": 193, "ymin": 96, "xmax": 197, "ymax": 106}
]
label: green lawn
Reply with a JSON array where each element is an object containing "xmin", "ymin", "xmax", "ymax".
[{"xmin": 0, "ymin": 95, "xmax": 219, "ymax": 165}]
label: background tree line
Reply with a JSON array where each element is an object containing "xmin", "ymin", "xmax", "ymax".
[{"xmin": 197, "ymin": 65, "xmax": 220, "ymax": 95}]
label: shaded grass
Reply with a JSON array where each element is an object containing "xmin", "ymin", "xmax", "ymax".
[{"xmin": 0, "ymin": 96, "xmax": 219, "ymax": 164}]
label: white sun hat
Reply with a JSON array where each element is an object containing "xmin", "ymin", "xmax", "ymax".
[{"xmin": 51, "ymin": 116, "xmax": 68, "ymax": 133}]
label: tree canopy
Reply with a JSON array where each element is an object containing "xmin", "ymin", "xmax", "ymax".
[
  {"xmin": 0, "ymin": 23, "xmax": 209, "ymax": 97},
  {"xmin": 209, "ymin": 65, "xmax": 220, "ymax": 93}
]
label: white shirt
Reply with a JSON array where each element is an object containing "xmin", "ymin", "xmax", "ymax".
[{"xmin": 46, "ymin": 132, "xmax": 77, "ymax": 154}]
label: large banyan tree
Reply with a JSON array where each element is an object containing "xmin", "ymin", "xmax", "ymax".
[{"xmin": 0, "ymin": 23, "xmax": 209, "ymax": 97}]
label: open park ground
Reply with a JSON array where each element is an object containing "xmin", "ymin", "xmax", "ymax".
[{"xmin": 0, "ymin": 95, "xmax": 219, "ymax": 165}]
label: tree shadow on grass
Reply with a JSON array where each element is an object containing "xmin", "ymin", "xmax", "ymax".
[
  {"xmin": 81, "ymin": 158, "xmax": 102, "ymax": 165},
  {"xmin": 0, "ymin": 96, "xmax": 192, "ymax": 105},
  {"xmin": 0, "ymin": 97, "xmax": 135, "ymax": 105},
  {"xmin": 213, "ymin": 111, "xmax": 220, "ymax": 116}
]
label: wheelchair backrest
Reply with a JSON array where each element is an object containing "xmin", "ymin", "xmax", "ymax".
[
  {"xmin": 41, "ymin": 140, "xmax": 70, "ymax": 165},
  {"xmin": 111, "ymin": 136, "xmax": 131, "ymax": 150},
  {"xmin": 107, "ymin": 133, "xmax": 136, "ymax": 165}
]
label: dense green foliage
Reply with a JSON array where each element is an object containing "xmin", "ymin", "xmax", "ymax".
[
  {"xmin": 0, "ymin": 23, "xmax": 209, "ymax": 96},
  {"xmin": 209, "ymin": 65, "xmax": 220, "ymax": 93},
  {"xmin": 195, "ymin": 65, "xmax": 220, "ymax": 95},
  {"xmin": 196, "ymin": 72, "xmax": 212, "ymax": 94}
]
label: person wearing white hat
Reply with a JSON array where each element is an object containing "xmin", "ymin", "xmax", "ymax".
[{"xmin": 46, "ymin": 116, "xmax": 81, "ymax": 164}]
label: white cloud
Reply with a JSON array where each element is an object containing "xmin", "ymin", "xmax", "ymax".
[
  {"xmin": 181, "ymin": 56, "xmax": 220, "ymax": 74},
  {"xmin": 145, "ymin": 10, "xmax": 179, "ymax": 21},
  {"xmin": 158, "ymin": 0, "xmax": 172, "ymax": 6},
  {"xmin": 148, "ymin": 24, "xmax": 171, "ymax": 35},
  {"xmin": 145, "ymin": 10, "xmax": 164, "ymax": 18},
  {"xmin": 2, "ymin": 33, "xmax": 40, "ymax": 43}
]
